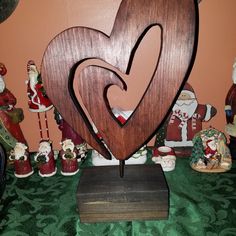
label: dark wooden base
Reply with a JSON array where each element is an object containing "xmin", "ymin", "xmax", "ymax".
[{"xmin": 77, "ymin": 164, "xmax": 169, "ymax": 223}]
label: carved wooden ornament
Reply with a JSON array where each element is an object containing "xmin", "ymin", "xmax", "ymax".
[{"xmin": 41, "ymin": 0, "xmax": 198, "ymax": 161}]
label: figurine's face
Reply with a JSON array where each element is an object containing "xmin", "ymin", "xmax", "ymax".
[
  {"xmin": 207, "ymin": 140, "xmax": 217, "ymax": 151},
  {"xmin": 14, "ymin": 143, "xmax": 27, "ymax": 158},
  {"xmin": 39, "ymin": 141, "xmax": 51, "ymax": 154},
  {"xmin": 176, "ymin": 91, "xmax": 197, "ymax": 107},
  {"xmin": 178, "ymin": 91, "xmax": 192, "ymax": 100},
  {"xmin": 152, "ymin": 154, "xmax": 176, "ymax": 171},
  {"xmin": 28, "ymin": 65, "xmax": 39, "ymax": 81},
  {"xmin": 0, "ymin": 76, "xmax": 6, "ymax": 93},
  {"xmin": 62, "ymin": 139, "xmax": 74, "ymax": 151}
]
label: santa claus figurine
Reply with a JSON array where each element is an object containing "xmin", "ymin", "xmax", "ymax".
[
  {"xmin": 204, "ymin": 139, "xmax": 217, "ymax": 160},
  {"xmin": 54, "ymin": 109, "xmax": 87, "ymax": 162},
  {"xmin": 9, "ymin": 142, "xmax": 33, "ymax": 178},
  {"xmin": 26, "ymin": 60, "xmax": 53, "ymax": 142},
  {"xmin": 34, "ymin": 140, "xmax": 56, "ymax": 177},
  {"xmin": 0, "ymin": 62, "xmax": 27, "ymax": 153},
  {"xmin": 26, "ymin": 60, "xmax": 53, "ymax": 112},
  {"xmin": 60, "ymin": 139, "xmax": 79, "ymax": 176},
  {"xmin": 164, "ymin": 83, "xmax": 217, "ymax": 149}
]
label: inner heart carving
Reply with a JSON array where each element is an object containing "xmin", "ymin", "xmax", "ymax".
[{"xmin": 41, "ymin": 0, "xmax": 198, "ymax": 161}]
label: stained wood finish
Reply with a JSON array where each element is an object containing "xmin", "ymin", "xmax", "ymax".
[
  {"xmin": 41, "ymin": 0, "xmax": 198, "ymax": 161},
  {"xmin": 77, "ymin": 165, "xmax": 169, "ymax": 223}
]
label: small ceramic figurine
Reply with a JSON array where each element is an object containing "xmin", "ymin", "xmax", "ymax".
[
  {"xmin": 225, "ymin": 58, "xmax": 236, "ymax": 159},
  {"xmin": 26, "ymin": 60, "xmax": 53, "ymax": 113},
  {"xmin": 91, "ymin": 108, "xmax": 147, "ymax": 166},
  {"xmin": 190, "ymin": 127, "xmax": 232, "ymax": 173},
  {"xmin": 0, "ymin": 62, "xmax": 27, "ymax": 153},
  {"xmin": 163, "ymin": 83, "xmax": 216, "ymax": 155},
  {"xmin": 152, "ymin": 146, "xmax": 176, "ymax": 171},
  {"xmin": 26, "ymin": 60, "xmax": 53, "ymax": 141},
  {"xmin": 54, "ymin": 108, "xmax": 88, "ymax": 162},
  {"xmin": 60, "ymin": 139, "xmax": 79, "ymax": 176},
  {"xmin": 34, "ymin": 140, "xmax": 57, "ymax": 177},
  {"xmin": 9, "ymin": 142, "xmax": 33, "ymax": 178}
]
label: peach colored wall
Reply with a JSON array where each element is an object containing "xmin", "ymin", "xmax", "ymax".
[{"xmin": 0, "ymin": 0, "xmax": 236, "ymax": 152}]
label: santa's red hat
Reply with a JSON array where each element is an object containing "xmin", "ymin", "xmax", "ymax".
[
  {"xmin": 206, "ymin": 139, "xmax": 214, "ymax": 146},
  {"xmin": 181, "ymin": 83, "xmax": 196, "ymax": 99}
]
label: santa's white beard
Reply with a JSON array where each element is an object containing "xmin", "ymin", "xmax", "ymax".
[
  {"xmin": 173, "ymin": 99, "xmax": 198, "ymax": 118},
  {"xmin": 0, "ymin": 85, "xmax": 5, "ymax": 93},
  {"xmin": 63, "ymin": 145, "xmax": 74, "ymax": 152}
]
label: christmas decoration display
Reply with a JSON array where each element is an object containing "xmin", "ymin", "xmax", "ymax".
[
  {"xmin": 152, "ymin": 146, "xmax": 176, "ymax": 172},
  {"xmin": 40, "ymin": 0, "xmax": 198, "ymax": 222},
  {"xmin": 26, "ymin": 60, "xmax": 53, "ymax": 141},
  {"xmin": 91, "ymin": 108, "xmax": 147, "ymax": 166},
  {"xmin": 9, "ymin": 142, "xmax": 33, "ymax": 178},
  {"xmin": 34, "ymin": 140, "xmax": 56, "ymax": 177},
  {"xmin": 54, "ymin": 109, "xmax": 87, "ymax": 162},
  {"xmin": 60, "ymin": 139, "xmax": 79, "ymax": 176},
  {"xmin": 0, "ymin": 62, "xmax": 27, "ymax": 153},
  {"xmin": 225, "ymin": 58, "xmax": 236, "ymax": 159},
  {"xmin": 164, "ymin": 83, "xmax": 217, "ymax": 152},
  {"xmin": 190, "ymin": 127, "xmax": 232, "ymax": 173}
]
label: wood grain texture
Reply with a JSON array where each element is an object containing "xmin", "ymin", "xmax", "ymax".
[
  {"xmin": 77, "ymin": 165, "xmax": 169, "ymax": 222},
  {"xmin": 41, "ymin": 0, "xmax": 198, "ymax": 160}
]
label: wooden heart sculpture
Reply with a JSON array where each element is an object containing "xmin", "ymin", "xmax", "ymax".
[{"xmin": 41, "ymin": 0, "xmax": 198, "ymax": 161}]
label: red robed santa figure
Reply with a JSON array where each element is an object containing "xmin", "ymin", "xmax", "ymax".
[
  {"xmin": 26, "ymin": 60, "xmax": 53, "ymax": 141},
  {"xmin": 165, "ymin": 83, "xmax": 217, "ymax": 147},
  {"xmin": 204, "ymin": 139, "xmax": 217, "ymax": 159},
  {"xmin": 26, "ymin": 60, "xmax": 53, "ymax": 113},
  {"xmin": 0, "ymin": 63, "xmax": 27, "ymax": 151}
]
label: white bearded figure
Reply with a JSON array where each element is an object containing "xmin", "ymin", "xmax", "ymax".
[
  {"xmin": 26, "ymin": 60, "xmax": 53, "ymax": 143},
  {"xmin": 60, "ymin": 139, "xmax": 79, "ymax": 176},
  {"xmin": 9, "ymin": 142, "xmax": 33, "ymax": 178},
  {"xmin": 61, "ymin": 139, "xmax": 76, "ymax": 159},
  {"xmin": 34, "ymin": 140, "xmax": 56, "ymax": 177},
  {"xmin": 10, "ymin": 142, "xmax": 28, "ymax": 160},
  {"xmin": 165, "ymin": 83, "xmax": 217, "ymax": 147},
  {"xmin": 204, "ymin": 139, "xmax": 217, "ymax": 159},
  {"xmin": 26, "ymin": 61, "xmax": 53, "ymax": 112}
]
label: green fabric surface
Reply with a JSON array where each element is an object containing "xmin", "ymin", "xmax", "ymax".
[{"xmin": 0, "ymin": 150, "xmax": 236, "ymax": 236}]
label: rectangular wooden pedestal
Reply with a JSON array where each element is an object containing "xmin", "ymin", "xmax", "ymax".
[{"xmin": 77, "ymin": 164, "xmax": 169, "ymax": 223}]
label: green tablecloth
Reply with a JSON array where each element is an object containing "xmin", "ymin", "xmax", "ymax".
[{"xmin": 0, "ymin": 151, "xmax": 236, "ymax": 236}]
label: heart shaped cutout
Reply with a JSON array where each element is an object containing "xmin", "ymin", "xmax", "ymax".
[
  {"xmin": 41, "ymin": 0, "xmax": 198, "ymax": 161},
  {"xmin": 106, "ymin": 25, "xmax": 161, "ymax": 117}
]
